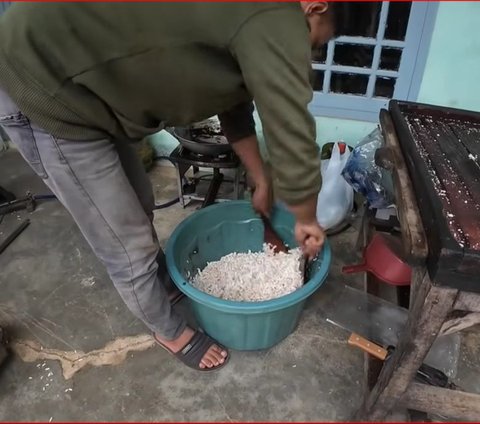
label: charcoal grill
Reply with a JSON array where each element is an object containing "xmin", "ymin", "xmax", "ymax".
[{"xmin": 387, "ymin": 101, "xmax": 480, "ymax": 292}]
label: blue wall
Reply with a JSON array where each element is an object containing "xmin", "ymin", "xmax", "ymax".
[{"xmin": 417, "ymin": 2, "xmax": 480, "ymax": 111}]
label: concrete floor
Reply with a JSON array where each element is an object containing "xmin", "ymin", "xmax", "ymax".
[{"xmin": 0, "ymin": 149, "xmax": 478, "ymax": 421}]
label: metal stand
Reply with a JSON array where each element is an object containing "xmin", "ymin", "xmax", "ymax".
[
  {"xmin": 170, "ymin": 146, "xmax": 243, "ymax": 208},
  {"xmin": 202, "ymin": 169, "xmax": 224, "ymax": 208}
]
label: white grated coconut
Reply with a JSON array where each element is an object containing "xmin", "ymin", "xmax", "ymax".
[{"xmin": 191, "ymin": 244, "xmax": 303, "ymax": 302}]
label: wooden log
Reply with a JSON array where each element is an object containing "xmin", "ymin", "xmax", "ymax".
[
  {"xmin": 355, "ymin": 275, "xmax": 458, "ymax": 421},
  {"xmin": 379, "ymin": 110, "xmax": 428, "ymax": 263},
  {"xmin": 401, "ymin": 383, "xmax": 480, "ymax": 421}
]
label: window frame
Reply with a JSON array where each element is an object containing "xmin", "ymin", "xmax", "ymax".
[{"xmin": 309, "ymin": 1, "xmax": 440, "ymax": 122}]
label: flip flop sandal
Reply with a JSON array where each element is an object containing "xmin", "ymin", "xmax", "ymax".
[{"xmin": 153, "ymin": 330, "xmax": 229, "ymax": 372}]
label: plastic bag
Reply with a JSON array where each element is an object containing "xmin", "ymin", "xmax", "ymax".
[
  {"xmin": 316, "ymin": 142, "xmax": 354, "ymax": 230},
  {"xmin": 342, "ymin": 128, "xmax": 394, "ymax": 209}
]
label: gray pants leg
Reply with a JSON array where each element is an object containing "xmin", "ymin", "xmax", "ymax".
[
  {"xmin": 0, "ymin": 89, "xmax": 186, "ymax": 340},
  {"xmin": 114, "ymin": 138, "xmax": 172, "ymax": 290}
]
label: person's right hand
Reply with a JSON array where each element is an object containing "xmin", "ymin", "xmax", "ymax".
[
  {"xmin": 287, "ymin": 195, "xmax": 325, "ymax": 258},
  {"xmin": 294, "ymin": 219, "xmax": 326, "ymax": 259}
]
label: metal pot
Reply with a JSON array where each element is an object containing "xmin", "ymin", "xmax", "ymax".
[{"xmin": 169, "ymin": 118, "xmax": 232, "ymax": 156}]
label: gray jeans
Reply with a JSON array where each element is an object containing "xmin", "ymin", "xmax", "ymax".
[{"xmin": 0, "ymin": 88, "xmax": 186, "ymax": 340}]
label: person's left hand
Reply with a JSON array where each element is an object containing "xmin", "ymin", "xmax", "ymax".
[{"xmin": 251, "ymin": 181, "xmax": 273, "ymax": 217}]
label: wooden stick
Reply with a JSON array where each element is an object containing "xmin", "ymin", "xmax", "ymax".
[{"xmin": 401, "ymin": 383, "xmax": 480, "ymax": 421}]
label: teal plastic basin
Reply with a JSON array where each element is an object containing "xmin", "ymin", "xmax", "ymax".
[{"xmin": 165, "ymin": 201, "xmax": 331, "ymax": 350}]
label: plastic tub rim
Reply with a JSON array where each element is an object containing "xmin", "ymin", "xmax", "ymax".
[{"xmin": 165, "ymin": 201, "xmax": 332, "ymax": 314}]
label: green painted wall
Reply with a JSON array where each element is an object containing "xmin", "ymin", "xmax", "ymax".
[{"xmin": 417, "ymin": 2, "xmax": 480, "ymax": 111}]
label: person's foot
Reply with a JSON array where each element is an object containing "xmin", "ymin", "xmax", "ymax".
[{"xmin": 155, "ymin": 327, "xmax": 228, "ymax": 369}]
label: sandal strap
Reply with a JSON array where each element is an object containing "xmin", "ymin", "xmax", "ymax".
[
  {"xmin": 153, "ymin": 330, "xmax": 228, "ymax": 371},
  {"xmin": 175, "ymin": 331, "xmax": 219, "ymax": 368}
]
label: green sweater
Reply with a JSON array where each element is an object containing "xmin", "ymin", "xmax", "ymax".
[{"xmin": 0, "ymin": 3, "xmax": 320, "ymax": 204}]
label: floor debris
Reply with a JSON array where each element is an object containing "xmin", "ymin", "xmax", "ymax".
[{"xmin": 12, "ymin": 334, "xmax": 156, "ymax": 379}]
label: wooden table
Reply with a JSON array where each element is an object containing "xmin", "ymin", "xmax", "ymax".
[{"xmin": 354, "ymin": 110, "xmax": 480, "ymax": 421}]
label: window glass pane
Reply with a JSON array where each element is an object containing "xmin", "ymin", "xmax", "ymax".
[
  {"xmin": 312, "ymin": 45, "xmax": 327, "ymax": 64},
  {"xmin": 337, "ymin": 3, "xmax": 382, "ymax": 37},
  {"xmin": 385, "ymin": 2, "xmax": 412, "ymax": 41},
  {"xmin": 311, "ymin": 70, "xmax": 324, "ymax": 92},
  {"xmin": 374, "ymin": 77, "xmax": 396, "ymax": 98},
  {"xmin": 330, "ymin": 73, "xmax": 369, "ymax": 95},
  {"xmin": 333, "ymin": 44, "xmax": 374, "ymax": 69},
  {"xmin": 380, "ymin": 48, "xmax": 403, "ymax": 71}
]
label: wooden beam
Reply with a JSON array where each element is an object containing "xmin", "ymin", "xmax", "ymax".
[{"xmin": 401, "ymin": 383, "xmax": 480, "ymax": 421}]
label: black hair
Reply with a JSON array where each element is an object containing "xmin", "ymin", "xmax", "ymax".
[{"xmin": 330, "ymin": 2, "xmax": 378, "ymax": 37}]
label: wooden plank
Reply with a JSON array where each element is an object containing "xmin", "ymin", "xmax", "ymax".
[
  {"xmin": 458, "ymin": 131, "xmax": 480, "ymax": 165},
  {"xmin": 454, "ymin": 291, "xmax": 480, "ymax": 312},
  {"xmin": 355, "ymin": 275, "xmax": 458, "ymax": 421},
  {"xmin": 401, "ymin": 383, "xmax": 480, "ymax": 421},
  {"xmin": 379, "ymin": 109, "xmax": 428, "ymax": 263},
  {"xmin": 436, "ymin": 121, "xmax": 480, "ymax": 210},
  {"xmin": 408, "ymin": 117, "xmax": 480, "ymax": 250}
]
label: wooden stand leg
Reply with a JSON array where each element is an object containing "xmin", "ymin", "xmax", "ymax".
[{"xmin": 355, "ymin": 275, "xmax": 458, "ymax": 421}]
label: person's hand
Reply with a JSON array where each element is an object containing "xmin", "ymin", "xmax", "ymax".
[
  {"xmin": 251, "ymin": 181, "xmax": 273, "ymax": 218},
  {"xmin": 287, "ymin": 194, "xmax": 325, "ymax": 258},
  {"xmin": 294, "ymin": 219, "xmax": 326, "ymax": 259}
]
